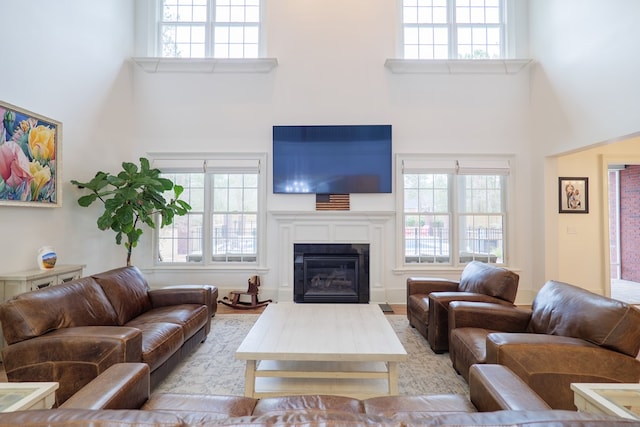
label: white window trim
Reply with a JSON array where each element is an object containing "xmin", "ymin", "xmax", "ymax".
[
  {"xmin": 395, "ymin": 153, "xmax": 515, "ymax": 272},
  {"xmin": 148, "ymin": 152, "xmax": 268, "ymax": 271},
  {"xmin": 384, "ymin": 58, "xmax": 533, "ymax": 75},
  {"xmin": 132, "ymin": 57, "xmax": 278, "ymax": 73},
  {"xmin": 133, "ymin": 0, "xmax": 278, "ymax": 74}
]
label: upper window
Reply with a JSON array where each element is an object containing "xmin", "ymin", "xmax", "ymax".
[
  {"xmin": 402, "ymin": 0, "xmax": 504, "ymax": 59},
  {"xmin": 400, "ymin": 157, "xmax": 510, "ymax": 266},
  {"xmin": 160, "ymin": 0, "xmax": 262, "ymax": 58},
  {"xmin": 153, "ymin": 155, "xmax": 264, "ymax": 266}
]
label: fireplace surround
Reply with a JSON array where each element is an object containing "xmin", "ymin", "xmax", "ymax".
[{"xmin": 293, "ymin": 243, "xmax": 370, "ymax": 303}]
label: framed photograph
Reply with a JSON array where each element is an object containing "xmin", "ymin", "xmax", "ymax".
[
  {"xmin": 0, "ymin": 101, "xmax": 61, "ymax": 207},
  {"xmin": 559, "ymin": 177, "xmax": 588, "ymax": 214}
]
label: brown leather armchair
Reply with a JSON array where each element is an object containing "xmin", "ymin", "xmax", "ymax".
[
  {"xmin": 406, "ymin": 261, "xmax": 519, "ymax": 353},
  {"xmin": 448, "ymin": 280, "xmax": 640, "ymax": 410}
]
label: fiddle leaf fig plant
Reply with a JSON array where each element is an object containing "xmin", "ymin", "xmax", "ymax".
[{"xmin": 71, "ymin": 157, "xmax": 191, "ymax": 266}]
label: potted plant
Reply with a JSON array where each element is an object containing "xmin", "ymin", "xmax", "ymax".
[{"xmin": 71, "ymin": 157, "xmax": 191, "ymax": 266}]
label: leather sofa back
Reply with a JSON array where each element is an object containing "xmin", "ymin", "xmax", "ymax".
[
  {"xmin": 93, "ymin": 266, "xmax": 153, "ymax": 325},
  {"xmin": 458, "ymin": 261, "xmax": 519, "ymax": 303},
  {"xmin": 0, "ymin": 277, "xmax": 118, "ymax": 344},
  {"xmin": 528, "ymin": 280, "xmax": 640, "ymax": 357},
  {"xmin": 0, "ymin": 408, "xmax": 634, "ymax": 426}
]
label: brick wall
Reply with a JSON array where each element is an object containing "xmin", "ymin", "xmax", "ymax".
[{"xmin": 620, "ymin": 165, "xmax": 640, "ymax": 282}]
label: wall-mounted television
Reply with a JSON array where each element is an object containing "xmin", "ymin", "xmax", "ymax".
[{"xmin": 272, "ymin": 124, "xmax": 392, "ymax": 194}]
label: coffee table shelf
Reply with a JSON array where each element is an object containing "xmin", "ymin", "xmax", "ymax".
[
  {"xmin": 253, "ymin": 360, "xmax": 395, "ymax": 398},
  {"xmin": 254, "ymin": 377, "xmax": 392, "ymax": 399},
  {"xmin": 257, "ymin": 359, "xmax": 389, "ymax": 376}
]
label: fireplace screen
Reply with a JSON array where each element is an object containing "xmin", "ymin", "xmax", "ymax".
[
  {"xmin": 294, "ymin": 243, "xmax": 369, "ymax": 303},
  {"xmin": 303, "ymin": 256, "xmax": 358, "ymax": 300}
]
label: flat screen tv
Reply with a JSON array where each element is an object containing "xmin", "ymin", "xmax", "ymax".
[{"xmin": 272, "ymin": 125, "xmax": 392, "ymax": 194}]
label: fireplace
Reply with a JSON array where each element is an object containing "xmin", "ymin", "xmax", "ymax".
[{"xmin": 294, "ymin": 243, "xmax": 369, "ymax": 303}]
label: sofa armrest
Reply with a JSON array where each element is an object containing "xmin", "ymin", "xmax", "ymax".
[
  {"xmin": 428, "ymin": 293, "xmax": 515, "ymax": 353},
  {"xmin": 469, "ymin": 364, "xmax": 550, "ymax": 412},
  {"xmin": 60, "ymin": 363, "xmax": 150, "ymax": 410},
  {"xmin": 1, "ymin": 326, "xmax": 143, "ymax": 405},
  {"xmin": 407, "ymin": 277, "xmax": 459, "ymax": 296},
  {"xmin": 448, "ymin": 301, "xmax": 531, "ymax": 332}
]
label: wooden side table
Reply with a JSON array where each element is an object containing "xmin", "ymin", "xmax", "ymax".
[
  {"xmin": 571, "ymin": 383, "xmax": 640, "ymax": 420},
  {"xmin": 0, "ymin": 264, "xmax": 85, "ymax": 301},
  {"xmin": 0, "ymin": 265, "xmax": 85, "ymax": 356},
  {"xmin": 0, "ymin": 382, "xmax": 58, "ymax": 412}
]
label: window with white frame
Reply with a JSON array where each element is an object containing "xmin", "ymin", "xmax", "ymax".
[
  {"xmin": 159, "ymin": 0, "xmax": 261, "ymax": 58},
  {"xmin": 154, "ymin": 156, "xmax": 263, "ymax": 265},
  {"xmin": 401, "ymin": 0, "xmax": 504, "ymax": 60},
  {"xmin": 401, "ymin": 157, "xmax": 509, "ymax": 265}
]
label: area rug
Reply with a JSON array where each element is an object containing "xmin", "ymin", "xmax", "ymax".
[{"xmin": 155, "ymin": 314, "xmax": 469, "ymax": 397}]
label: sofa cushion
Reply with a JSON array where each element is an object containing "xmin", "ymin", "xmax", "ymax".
[
  {"xmin": 458, "ymin": 261, "xmax": 519, "ymax": 303},
  {"xmin": 143, "ymin": 393, "xmax": 257, "ymax": 419},
  {"xmin": 0, "ymin": 409, "xmax": 186, "ymax": 426},
  {"xmin": 254, "ymin": 395, "xmax": 364, "ymax": 416},
  {"xmin": 126, "ymin": 304, "xmax": 209, "ymax": 341},
  {"xmin": 93, "ymin": 266, "xmax": 153, "ymax": 325},
  {"xmin": 528, "ymin": 280, "xmax": 640, "ymax": 357},
  {"xmin": 363, "ymin": 395, "xmax": 476, "ymax": 418},
  {"xmin": 129, "ymin": 321, "xmax": 184, "ymax": 371},
  {"xmin": 0, "ymin": 277, "xmax": 118, "ymax": 344},
  {"xmin": 424, "ymin": 410, "xmax": 638, "ymax": 426},
  {"xmin": 449, "ymin": 327, "xmax": 496, "ymax": 382}
]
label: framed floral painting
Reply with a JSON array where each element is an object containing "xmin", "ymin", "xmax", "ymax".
[{"xmin": 0, "ymin": 101, "xmax": 61, "ymax": 207}]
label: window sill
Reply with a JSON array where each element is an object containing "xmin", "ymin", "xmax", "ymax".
[
  {"xmin": 131, "ymin": 57, "xmax": 278, "ymax": 74},
  {"xmin": 384, "ymin": 58, "xmax": 534, "ymax": 75}
]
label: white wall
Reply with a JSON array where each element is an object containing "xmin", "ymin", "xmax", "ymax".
[
  {"xmin": 0, "ymin": 0, "xmax": 135, "ymax": 275},
  {"xmin": 529, "ymin": 0, "xmax": 640, "ymax": 156},
  {"xmin": 130, "ymin": 0, "xmax": 534, "ymax": 302},
  {"xmin": 529, "ymin": 0, "xmax": 640, "ymax": 294}
]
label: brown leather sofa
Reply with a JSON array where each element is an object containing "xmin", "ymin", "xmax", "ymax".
[
  {"xmin": 448, "ymin": 280, "xmax": 640, "ymax": 410},
  {"xmin": 407, "ymin": 261, "xmax": 519, "ymax": 353},
  {"xmin": 0, "ymin": 362, "xmax": 633, "ymax": 426},
  {"xmin": 0, "ymin": 266, "xmax": 217, "ymax": 406}
]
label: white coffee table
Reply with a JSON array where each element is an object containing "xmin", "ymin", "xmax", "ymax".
[
  {"xmin": 0, "ymin": 382, "xmax": 58, "ymax": 412},
  {"xmin": 236, "ymin": 303, "xmax": 407, "ymax": 399}
]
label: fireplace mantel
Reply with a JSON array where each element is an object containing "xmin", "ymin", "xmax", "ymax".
[{"xmin": 270, "ymin": 211, "xmax": 395, "ymax": 302}]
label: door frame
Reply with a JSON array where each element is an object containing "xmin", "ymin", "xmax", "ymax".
[{"xmin": 601, "ymin": 155, "xmax": 640, "ymax": 297}]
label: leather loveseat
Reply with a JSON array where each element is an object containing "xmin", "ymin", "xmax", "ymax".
[
  {"xmin": 448, "ymin": 280, "xmax": 640, "ymax": 410},
  {"xmin": 0, "ymin": 266, "xmax": 217, "ymax": 406},
  {"xmin": 0, "ymin": 362, "xmax": 633, "ymax": 426},
  {"xmin": 407, "ymin": 261, "xmax": 519, "ymax": 353}
]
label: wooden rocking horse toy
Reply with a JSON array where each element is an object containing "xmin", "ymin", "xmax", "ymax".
[{"xmin": 218, "ymin": 275, "xmax": 272, "ymax": 309}]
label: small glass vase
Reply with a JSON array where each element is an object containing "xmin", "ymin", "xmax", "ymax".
[{"xmin": 37, "ymin": 246, "xmax": 57, "ymax": 270}]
